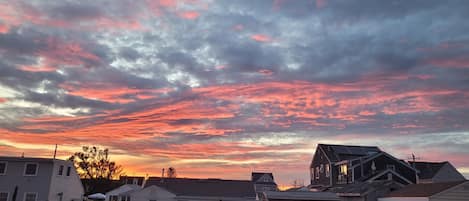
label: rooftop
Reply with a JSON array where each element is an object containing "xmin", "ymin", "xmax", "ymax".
[
  {"xmin": 145, "ymin": 177, "xmax": 256, "ymax": 198},
  {"xmin": 384, "ymin": 181, "xmax": 467, "ymax": 197}
]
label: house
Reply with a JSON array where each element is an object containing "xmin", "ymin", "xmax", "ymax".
[
  {"xmin": 262, "ymin": 191, "xmax": 339, "ymax": 201},
  {"xmin": 105, "ymin": 184, "xmax": 142, "ymax": 201},
  {"xmin": 251, "ymin": 172, "xmax": 278, "ymax": 197},
  {"xmin": 0, "ymin": 156, "xmax": 84, "ymax": 201},
  {"xmin": 119, "ymin": 176, "xmax": 146, "ymax": 187},
  {"xmin": 310, "ymin": 144, "xmax": 418, "ymax": 187},
  {"xmin": 143, "ymin": 177, "xmax": 257, "ymax": 201},
  {"xmin": 408, "ymin": 161, "xmax": 466, "ymax": 184},
  {"xmin": 378, "ymin": 180, "xmax": 469, "ymax": 201}
]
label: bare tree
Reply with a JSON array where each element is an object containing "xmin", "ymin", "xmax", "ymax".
[
  {"xmin": 167, "ymin": 167, "xmax": 177, "ymax": 178},
  {"xmin": 68, "ymin": 146, "xmax": 124, "ymax": 180}
]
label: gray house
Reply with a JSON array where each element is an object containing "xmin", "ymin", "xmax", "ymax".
[{"xmin": 0, "ymin": 156, "xmax": 84, "ymax": 201}]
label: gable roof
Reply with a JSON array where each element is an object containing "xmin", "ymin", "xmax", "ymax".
[
  {"xmin": 0, "ymin": 156, "xmax": 59, "ymax": 163},
  {"xmin": 317, "ymin": 144, "xmax": 381, "ymax": 163},
  {"xmin": 145, "ymin": 177, "xmax": 256, "ymax": 198},
  {"xmin": 383, "ymin": 181, "xmax": 467, "ymax": 197},
  {"xmin": 252, "ymin": 172, "xmax": 273, "ymax": 182},
  {"xmin": 408, "ymin": 161, "xmax": 447, "ymax": 179}
]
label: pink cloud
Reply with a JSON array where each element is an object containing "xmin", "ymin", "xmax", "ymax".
[
  {"xmin": 251, "ymin": 34, "xmax": 273, "ymax": 43},
  {"xmin": 178, "ymin": 11, "xmax": 200, "ymax": 20}
]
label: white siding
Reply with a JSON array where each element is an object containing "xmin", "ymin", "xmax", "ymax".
[
  {"xmin": 131, "ymin": 186, "xmax": 176, "ymax": 201},
  {"xmin": 47, "ymin": 160, "xmax": 84, "ymax": 201}
]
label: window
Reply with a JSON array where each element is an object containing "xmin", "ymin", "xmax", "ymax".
[
  {"xmin": 24, "ymin": 163, "xmax": 38, "ymax": 176},
  {"xmin": 58, "ymin": 165, "xmax": 64, "ymax": 175},
  {"xmin": 0, "ymin": 162, "xmax": 6, "ymax": 175},
  {"xmin": 110, "ymin": 196, "xmax": 118, "ymax": 201},
  {"xmin": 121, "ymin": 196, "xmax": 130, "ymax": 201},
  {"xmin": 315, "ymin": 167, "xmax": 319, "ymax": 179},
  {"xmin": 133, "ymin": 178, "xmax": 138, "ymax": 185},
  {"xmin": 66, "ymin": 166, "xmax": 71, "ymax": 176},
  {"xmin": 24, "ymin": 193, "xmax": 37, "ymax": 201},
  {"xmin": 0, "ymin": 192, "xmax": 9, "ymax": 201},
  {"xmin": 320, "ymin": 164, "xmax": 324, "ymax": 173},
  {"xmin": 339, "ymin": 164, "xmax": 348, "ymax": 175},
  {"xmin": 325, "ymin": 165, "xmax": 330, "ymax": 177}
]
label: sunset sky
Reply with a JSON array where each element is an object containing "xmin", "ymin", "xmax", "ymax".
[{"xmin": 0, "ymin": 0, "xmax": 468, "ymax": 187}]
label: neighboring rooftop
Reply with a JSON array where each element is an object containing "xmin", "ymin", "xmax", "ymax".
[
  {"xmin": 264, "ymin": 191, "xmax": 339, "ymax": 201},
  {"xmin": 409, "ymin": 161, "xmax": 447, "ymax": 179},
  {"xmin": 317, "ymin": 144, "xmax": 381, "ymax": 162},
  {"xmin": 145, "ymin": 177, "xmax": 256, "ymax": 198},
  {"xmin": 252, "ymin": 172, "xmax": 274, "ymax": 182},
  {"xmin": 383, "ymin": 181, "xmax": 467, "ymax": 197},
  {"xmin": 0, "ymin": 156, "xmax": 63, "ymax": 162}
]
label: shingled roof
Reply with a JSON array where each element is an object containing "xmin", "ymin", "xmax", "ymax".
[
  {"xmin": 318, "ymin": 144, "xmax": 381, "ymax": 162},
  {"xmin": 383, "ymin": 181, "xmax": 467, "ymax": 197},
  {"xmin": 408, "ymin": 161, "xmax": 446, "ymax": 179},
  {"xmin": 145, "ymin": 177, "xmax": 256, "ymax": 198}
]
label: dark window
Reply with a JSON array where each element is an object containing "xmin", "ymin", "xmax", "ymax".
[
  {"xmin": 24, "ymin": 163, "xmax": 38, "ymax": 176},
  {"xmin": 24, "ymin": 193, "xmax": 37, "ymax": 201},
  {"xmin": 110, "ymin": 196, "xmax": 118, "ymax": 201},
  {"xmin": 0, "ymin": 192, "xmax": 8, "ymax": 201},
  {"xmin": 66, "ymin": 166, "xmax": 71, "ymax": 176},
  {"xmin": 58, "ymin": 165, "xmax": 64, "ymax": 175},
  {"xmin": 0, "ymin": 162, "xmax": 6, "ymax": 175}
]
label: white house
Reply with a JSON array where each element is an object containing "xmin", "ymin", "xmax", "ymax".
[
  {"xmin": 105, "ymin": 184, "xmax": 142, "ymax": 201},
  {"xmin": 0, "ymin": 156, "xmax": 84, "ymax": 201},
  {"xmin": 378, "ymin": 180, "xmax": 469, "ymax": 201}
]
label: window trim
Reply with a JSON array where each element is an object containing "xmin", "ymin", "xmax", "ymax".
[
  {"xmin": 325, "ymin": 164, "xmax": 330, "ymax": 178},
  {"xmin": 23, "ymin": 192, "xmax": 37, "ymax": 201},
  {"xmin": 0, "ymin": 192, "xmax": 9, "ymax": 201},
  {"xmin": 0, "ymin": 162, "xmax": 7, "ymax": 175},
  {"xmin": 24, "ymin": 163, "xmax": 39, "ymax": 176}
]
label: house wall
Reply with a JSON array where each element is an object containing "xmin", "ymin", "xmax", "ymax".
[
  {"xmin": 0, "ymin": 159, "xmax": 53, "ymax": 201},
  {"xmin": 310, "ymin": 148, "xmax": 331, "ymax": 186},
  {"xmin": 431, "ymin": 163, "xmax": 466, "ymax": 183},
  {"xmin": 430, "ymin": 181, "xmax": 469, "ymax": 201},
  {"xmin": 131, "ymin": 186, "xmax": 176, "ymax": 201},
  {"xmin": 360, "ymin": 155, "xmax": 416, "ymax": 184},
  {"xmin": 48, "ymin": 160, "xmax": 84, "ymax": 201}
]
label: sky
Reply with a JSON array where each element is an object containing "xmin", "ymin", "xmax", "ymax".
[{"xmin": 0, "ymin": 0, "xmax": 469, "ymax": 187}]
